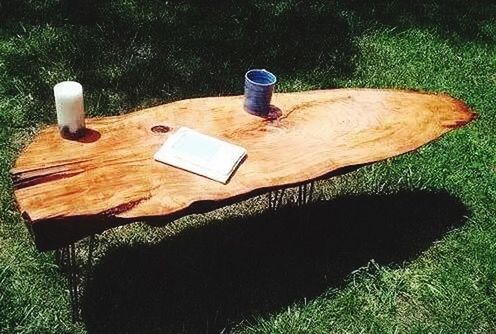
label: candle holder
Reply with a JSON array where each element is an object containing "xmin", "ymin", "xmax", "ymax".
[{"xmin": 54, "ymin": 81, "xmax": 86, "ymax": 140}]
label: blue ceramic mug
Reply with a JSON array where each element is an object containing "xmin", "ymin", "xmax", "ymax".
[{"xmin": 244, "ymin": 69, "xmax": 277, "ymax": 116}]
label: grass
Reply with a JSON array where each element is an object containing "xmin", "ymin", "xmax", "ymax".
[{"xmin": 0, "ymin": 0, "xmax": 495, "ymax": 333}]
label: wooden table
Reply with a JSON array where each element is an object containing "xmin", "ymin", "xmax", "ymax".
[{"xmin": 11, "ymin": 89, "xmax": 474, "ymax": 251}]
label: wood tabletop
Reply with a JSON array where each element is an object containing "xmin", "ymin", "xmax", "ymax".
[{"xmin": 11, "ymin": 89, "xmax": 475, "ymax": 250}]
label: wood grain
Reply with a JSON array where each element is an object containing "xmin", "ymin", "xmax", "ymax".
[{"xmin": 11, "ymin": 89, "xmax": 475, "ymax": 250}]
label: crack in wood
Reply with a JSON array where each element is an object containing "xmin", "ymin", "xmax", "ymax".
[
  {"xmin": 100, "ymin": 196, "xmax": 151, "ymax": 217},
  {"xmin": 13, "ymin": 170, "xmax": 85, "ymax": 190}
]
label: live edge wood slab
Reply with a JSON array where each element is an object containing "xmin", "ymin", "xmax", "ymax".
[{"xmin": 11, "ymin": 89, "xmax": 474, "ymax": 251}]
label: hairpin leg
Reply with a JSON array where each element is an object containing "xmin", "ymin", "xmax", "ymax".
[
  {"xmin": 294, "ymin": 181, "xmax": 317, "ymax": 223},
  {"xmin": 55, "ymin": 234, "xmax": 97, "ymax": 323},
  {"xmin": 296, "ymin": 181, "xmax": 315, "ymax": 207},
  {"xmin": 268, "ymin": 188, "xmax": 286, "ymax": 211}
]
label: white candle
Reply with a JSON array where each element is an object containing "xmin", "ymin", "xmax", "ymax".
[{"xmin": 53, "ymin": 81, "xmax": 86, "ymax": 138}]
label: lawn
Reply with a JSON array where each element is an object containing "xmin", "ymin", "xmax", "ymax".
[{"xmin": 1, "ymin": 0, "xmax": 495, "ymax": 333}]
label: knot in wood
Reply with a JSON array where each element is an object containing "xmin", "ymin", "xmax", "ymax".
[{"xmin": 151, "ymin": 125, "xmax": 170, "ymax": 133}]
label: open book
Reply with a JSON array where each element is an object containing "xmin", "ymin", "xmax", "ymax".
[{"xmin": 154, "ymin": 127, "xmax": 247, "ymax": 184}]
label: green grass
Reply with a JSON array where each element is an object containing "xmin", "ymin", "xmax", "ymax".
[{"xmin": 1, "ymin": 1, "xmax": 495, "ymax": 333}]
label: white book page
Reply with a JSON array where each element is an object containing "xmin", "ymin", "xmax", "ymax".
[{"xmin": 154, "ymin": 127, "xmax": 247, "ymax": 183}]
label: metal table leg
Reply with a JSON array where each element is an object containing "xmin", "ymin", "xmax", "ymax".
[
  {"xmin": 55, "ymin": 235, "xmax": 97, "ymax": 322},
  {"xmin": 295, "ymin": 181, "xmax": 316, "ymax": 223},
  {"xmin": 267, "ymin": 181, "xmax": 316, "ymax": 212},
  {"xmin": 268, "ymin": 188, "xmax": 286, "ymax": 210},
  {"xmin": 296, "ymin": 181, "xmax": 315, "ymax": 206}
]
